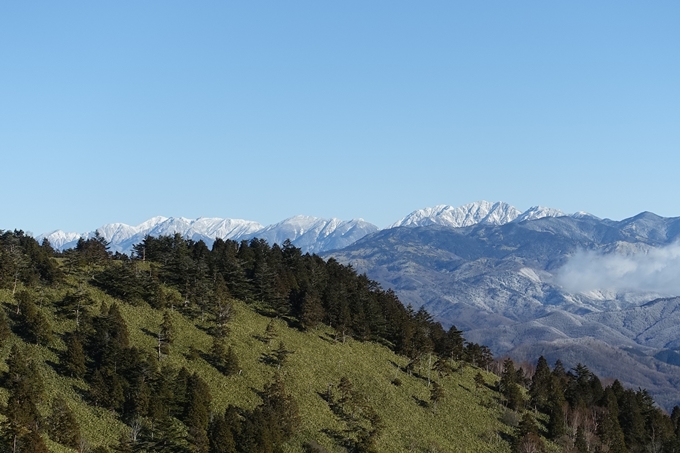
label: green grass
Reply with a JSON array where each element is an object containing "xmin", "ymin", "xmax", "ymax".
[{"xmin": 0, "ymin": 283, "xmax": 515, "ymax": 452}]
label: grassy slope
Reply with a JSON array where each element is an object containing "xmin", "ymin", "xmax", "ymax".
[{"xmin": 0, "ymin": 284, "xmax": 515, "ymax": 452}]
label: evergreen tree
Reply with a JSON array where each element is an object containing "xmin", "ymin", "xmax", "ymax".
[
  {"xmin": 546, "ymin": 375, "xmax": 567, "ymax": 440},
  {"xmin": 62, "ymin": 331, "xmax": 87, "ymax": 378},
  {"xmin": 274, "ymin": 340, "xmax": 293, "ymax": 369},
  {"xmin": 598, "ymin": 387, "xmax": 628, "ymax": 453},
  {"xmin": 183, "ymin": 373, "xmax": 212, "ymax": 452},
  {"xmin": 430, "ymin": 381, "xmax": 445, "ymax": 414},
  {"xmin": 208, "ymin": 412, "xmax": 237, "ymax": 453},
  {"xmin": 529, "ymin": 356, "xmax": 551, "ymax": 411},
  {"xmin": 136, "ymin": 416, "xmax": 188, "ymax": 453},
  {"xmin": 500, "ymin": 358, "xmax": 524, "ymax": 411},
  {"xmin": 513, "ymin": 413, "xmax": 544, "ymax": 453},
  {"xmin": 15, "ymin": 290, "xmax": 53, "ymax": 345},
  {"xmin": 47, "ymin": 397, "xmax": 82, "ymax": 449},
  {"xmin": 224, "ymin": 346, "xmax": 240, "ymax": 376},
  {"xmin": 0, "ymin": 308, "xmax": 11, "ymax": 346},
  {"xmin": 574, "ymin": 425, "xmax": 588, "ymax": 453},
  {"xmin": 157, "ymin": 310, "xmax": 174, "ymax": 359},
  {"xmin": 211, "ymin": 337, "xmax": 238, "ymax": 375},
  {"xmin": 2, "ymin": 346, "xmax": 44, "ymax": 452},
  {"xmin": 259, "ymin": 373, "xmax": 301, "ymax": 444}
]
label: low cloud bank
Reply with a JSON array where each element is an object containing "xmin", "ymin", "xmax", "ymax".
[{"xmin": 556, "ymin": 243, "xmax": 680, "ymax": 295}]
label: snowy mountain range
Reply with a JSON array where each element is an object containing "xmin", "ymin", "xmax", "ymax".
[
  {"xmin": 36, "ymin": 200, "xmax": 580, "ymax": 254},
  {"xmin": 38, "ymin": 215, "xmax": 378, "ymax": 255}
]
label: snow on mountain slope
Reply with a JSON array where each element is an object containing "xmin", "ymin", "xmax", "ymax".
[
  {"xmin": 37, "ymin": 230, "xmax": 83, "ymax": 250},
  {"xmin": 513, "ymin": 206, "xmax": 566, "ymax": 222},
  {"xmin": 243, "ymin": 216, "xmax": 379, "ymax": 253},
  {"xmin": 38, "ymin": 217, "xmax": 264, "ymax": 254},
  {"xmin": 37, "ymin": 215, "xmax": 377, "ymax": 255},
  {"xmin": 34, "ymin": 200, "xmax": 604, "ymax": 255},
  {"xmin": 388, "ymin": 201, "xmax": 522, "ymax": 228}
]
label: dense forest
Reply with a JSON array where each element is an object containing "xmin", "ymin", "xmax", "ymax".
[{"xmin": 1, "ymin": 228, "xmax": 680, "ymax": 452}]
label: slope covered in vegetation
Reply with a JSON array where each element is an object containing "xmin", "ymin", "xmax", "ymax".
[{"xmin": 0, "ymin": 229, "xmax": 679, "ymax": 453}]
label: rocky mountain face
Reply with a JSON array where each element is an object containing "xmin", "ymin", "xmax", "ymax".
[{"xmin": 327, "ymin": 212, "xmax": 680, "ymax": 410}]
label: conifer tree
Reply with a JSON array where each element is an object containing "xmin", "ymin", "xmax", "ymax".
[
  {"xmin": 183, "ymin": 373, "xmax": 212, "ymax": 453},
  {"xmin": 529, "ymin": 356, "xmax": 551, "ymax": 411},
  {"xmin": 260, "ymin": 373, "xmax": 301, "ymax": 444},
  {"xmin": 598, "ymin": 388, "xmax": 628, "ymax": 453},
  {"xmin": 500, "ymin": 358, "xmax": 524, "ymax": 410},
  {"xmin": 62, "ymin": 331, "xmax": 87, "ymax": 378},
  {"xmin": 2, "ymin": 346, "xmax": 44, "ymax": 452},
  {"xmin": 513, "ymin": 413, "xmax": 544, "ymax": 453},
  {"xmin": 208, "ymin": 412, "xmax": 237, "ymax": 453},
  {"xmin": 0, "ymin": 308, "xmax": 12, "ymax": 347},
  {"xmin": 224, "ymin": 346, "xmax": 240, "ymax": 376},
  {"xmin": 15, "ymin": 290, "xmax": 53, "ymax": 345},
  {"xmin": 48, "ymin": 397, "xmax": 82, "ymax": 449},
  {"xmin": 157, "ymin": 310, "xmax": 174, "ymax": 358},
  {"xmin": 274, "ymin": 340, "xmax": 293, "ymax": 369},
  {"xmin": 430, "ymin": 381, "xmax": 445, "ymax": 414},
  {"xmin": 546, "ymin": 375, "xmax": 567, "ymax": 440},
  {"xmin": 574, "ymin": 425, "xmax": 588, "ymax": 453},
  {"xmin": 210, "ymin": 337, "xmax": 227, "ymax": 372}
]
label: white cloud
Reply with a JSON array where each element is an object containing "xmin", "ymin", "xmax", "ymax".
[{"xmin": 555, "ymin": 243, "xmax": 680, "ymax": 295}]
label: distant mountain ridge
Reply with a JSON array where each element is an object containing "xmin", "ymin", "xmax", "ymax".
[
  {"xmin": 36, "ymin": 200, "xmax": 586, "ymax": 254},
  {"xmin": 33, "ymin": 202, "xmax": 680, "ymax": 408},
  {"xmin": 388, "ymin": 201, "xmax": 570, "ymax": 229},
  {"xmin": 326, "ymin": 210, "xmax": 680, "ymax": 410},
  {"xmin": 38, "ymin": 215, "xmax": 378, "ymax": 255}
]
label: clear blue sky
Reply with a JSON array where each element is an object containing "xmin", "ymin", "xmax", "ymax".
[{"xmin": 2, "ymin": 2, "xmax": 679, "ymax": 234}]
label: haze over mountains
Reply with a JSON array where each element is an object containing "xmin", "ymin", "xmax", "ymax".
[{"xmin": 36, "ymin": 200, "xmax": 680, "ymax": 408}]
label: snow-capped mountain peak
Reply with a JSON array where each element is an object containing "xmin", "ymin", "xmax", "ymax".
[
  {"xmin": 513, "ymin": 206, "xmax": 566, "ymax": 223},
  {"xmin": 388, "ymin": 201, "xmax": 522, "ymax": 229}
]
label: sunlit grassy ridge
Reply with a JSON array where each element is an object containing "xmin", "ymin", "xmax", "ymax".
[{"xmin": 0, "ymin": 283, "xmax": 515, "ymax": 452}]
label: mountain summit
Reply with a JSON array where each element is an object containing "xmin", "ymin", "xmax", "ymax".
[
  {"xmin": 388, "ymin": 200, "xmax": 569, "ymax": 229},
  {"xmin": 36, "ymin": 201, "xmax": 583, "ymax": 254}
]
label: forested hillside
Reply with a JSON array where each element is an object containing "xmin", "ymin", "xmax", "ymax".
[{"xmin": 1, "ymin": 229, "xmax": 679, "ymax": 452}]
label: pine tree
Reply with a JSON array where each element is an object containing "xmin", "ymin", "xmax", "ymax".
[
  {"xmin": 224, "ymin": 346, "xmax": 240, "ymax": 376},
  {"xmin": 2, "ymin": 346, "xmax": 44, "ymax": 452},
  {"xmin": 574, "ymin": 425, "xmax": 588, "ymax": 453},
  {"xmin": 274, "ymin": 340, "xmax": 293, "ymax": 369},
  {"xmin": 430, "ymin": 381, "xmax": 445, "ymax": 414},
  {"xmin": 210, "ymin": 337, "xmax": 227, "ymax": 372},
  {"xmin": 158, "ymin": 310, "xmax": 174, "ymax": 359},
  {"xmin": 183, "ymin": 373, "xmax": 212, "ymax": 452},
  {"xmin": 546, "ymin": 375, "xmax": 567, "ymax": 440},
  {"xmin": 513, "ymin": 413, "xmax": 544, "ymax": 453},
  {"xmin": 500, "ymin": 358, "xmax": 524, "ymax": 411},
  {"xmin": 208, "ymin": 412, "xmax": 237, "ymax": 453},
  {"xmin": 598, "ymin": 387, "xmax": 628, "ymax": 453},
  {"xmin": 62, "ymin": 331, "xmax": 87, "ymax": 378},
  {"xmin": 529, "ymin": 356, "xmax": 551, "ymax": 411},
  {"xmin": 0, "ymin": 308, "xmax": 12, "ymax": 347},
  {"xmin": 15, "ymin": 290, "xmax": 53, "ymax": 345},
  {"xmin": 48, "ymin": 397, "xmax": 82, "ymax": 449}
]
